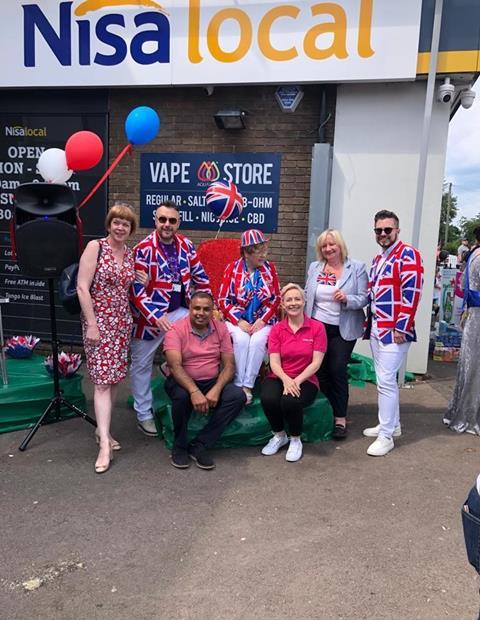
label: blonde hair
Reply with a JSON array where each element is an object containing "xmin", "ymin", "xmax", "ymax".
[
  {"xmin": 316, "ymin": 228, "xmax": 348, "ymax": 262},
  {"xmin": 105, "ymin": 202, "xmax": 138, "ymax": 236},
  {"xmin": 280, "ymin": 282, "xmax": 305, "ymax": 300}
]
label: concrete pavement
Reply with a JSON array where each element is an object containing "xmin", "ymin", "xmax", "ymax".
[{"xmin": 1, "ymin": 360, "xmax": 479, "ymax": 619}]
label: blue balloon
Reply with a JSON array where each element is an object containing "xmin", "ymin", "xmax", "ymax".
[{"xmin": 125, "ymin": 106, "xmax": 160, "ymax": 145}]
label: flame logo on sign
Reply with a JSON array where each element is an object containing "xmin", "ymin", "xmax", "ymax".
[
  {"xmin": 74, "ymin": 0, "xmax": 168, "ymax": 17},
  {"xmin": 197, "ymin": 161, "xmax": 220, "ymax": 183}
]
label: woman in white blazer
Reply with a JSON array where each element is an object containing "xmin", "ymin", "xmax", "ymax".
[{"xmin": 305, "ymin": 229, "xmax": 368, "ymax": 439}]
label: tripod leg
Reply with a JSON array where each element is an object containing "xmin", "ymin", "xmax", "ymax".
[
  {"xmin": 18, "ymin": 397, "xmax": 60, "ymax": 452},
  {"xmin": 59, "ymin": 398, "xmax": 97, "ymax": 426}
]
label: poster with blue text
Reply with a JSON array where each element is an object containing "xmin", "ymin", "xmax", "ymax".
[{"xmin": 140, "ymin": 152, "xmax": 281, "ymax": 232}]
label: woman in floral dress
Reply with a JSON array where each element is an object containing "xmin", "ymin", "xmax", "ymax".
[{"xmin": 77, "ymin": 203, "xmax": 137, "ymax": 473}]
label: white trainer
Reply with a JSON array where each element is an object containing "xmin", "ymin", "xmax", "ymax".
[
  {"xmin": 137, "ymin": 418, "xmax": 158, "ymax": 437},
  {"xmin": 286, "ymin": 438, "xmax": 303, "ymax": 462},
  {"xmin": 363, "ymin": 423, "xmax": 402, "ymax": 438},
  {"xmin": 261, "ymin": 433, "xmax": 289, "ymax": 455},
  {"xmin": 367, "ymin": 436, "xmax": 394, "ymax": 457}
]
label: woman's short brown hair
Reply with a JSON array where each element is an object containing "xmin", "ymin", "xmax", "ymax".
[{"xmin": 105, "ymin": 203, "xmax": 138, "ymax": 236}]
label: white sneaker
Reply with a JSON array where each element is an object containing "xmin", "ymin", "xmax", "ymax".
[
  {"xmin": 286, "ymin": 438, "xmax": 303, "ymax": 462},
  {"xmin": 367, "ymin": 436, "xmax": 394, "ymax": 457},
  {"xmin": 137, "ymin": 418, "xmax": 158, "ymax": 437},
  {"xmin": 261, "ymin": 434, "xmax": 289, "ymax": 455},
  {"xmin": 363, "ymin": 423, "xmax": 402, "ymax": 438}
]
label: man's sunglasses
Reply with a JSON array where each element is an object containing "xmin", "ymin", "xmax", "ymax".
[
  {"xmin": 157, "ymin": 216, "xmax": 178, "ymax": 225},
  {"xmin": 374, "ymin": 227, "xmax": 395, "ymax": 235}
]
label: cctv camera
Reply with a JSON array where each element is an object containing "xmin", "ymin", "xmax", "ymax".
[
  {"xmin": 437, "ymin": 79, "xmax": 455, "ymax": 104},
  {"xmin": 460, "ymin": 88, "xmax": 476, "ymax": 109}
]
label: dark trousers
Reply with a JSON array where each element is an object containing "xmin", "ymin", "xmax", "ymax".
[
  {"xmin": 317, "ymin": 324, "xmax": 356, "ymax": 419},
  {"xmin": 164, "ymin": 376, "xmax": 246, "ymax": 452},
  {"xmin": 462, "ymin": 485, "xmax": 480, "ymax": 573},
  {"xmin": 260, "ymin": 377, "xmax": 317, "ymax": 436}
]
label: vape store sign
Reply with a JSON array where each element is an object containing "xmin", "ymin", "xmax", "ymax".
[{"xmin": 140, "ymin": 152, "xmax": 281, "ymax": 232}]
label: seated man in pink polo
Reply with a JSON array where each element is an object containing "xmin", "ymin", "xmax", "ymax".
[{"xmin": 163, "ymin": 291, "xmax": 246, "ymax": 470}]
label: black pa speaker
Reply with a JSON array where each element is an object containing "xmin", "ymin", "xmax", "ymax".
[{"xmin": 12, "ymin": 183, "xmax": 80, "ymax": 278}]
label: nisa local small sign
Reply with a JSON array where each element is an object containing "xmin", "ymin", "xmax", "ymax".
[{"xmin": 0, "ymin": 1, "xmax": 422, "ymax": 87}]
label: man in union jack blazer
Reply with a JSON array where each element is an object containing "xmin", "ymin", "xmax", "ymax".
[
  {"xmin": 129, "ymin": 200, "xmax": 210, "ymax": 436},
  {"xmin": 363, "ymin": 210, "xmax": 423, "ymax": 457}
]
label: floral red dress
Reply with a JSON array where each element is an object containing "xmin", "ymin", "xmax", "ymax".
[{"xmin": 81, "ymin": 238, "xmax": 135, "ymax": 385}]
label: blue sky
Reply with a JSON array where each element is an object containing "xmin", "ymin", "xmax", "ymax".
[{"xmin": 445, "ymin": 90, "xmax": 480, "ymax": 224}]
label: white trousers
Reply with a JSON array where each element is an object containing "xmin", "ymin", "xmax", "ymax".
[
  {"xmin": 225, "ymin": 322, "xmax": 271, "ymax": 388},
  {"xmin": 369, "ymin": 322, "xmax": 410, "ymax": 439},
  {"xmin": 130, "ymin": 306, "xmax": 189, "ymax": 421}
]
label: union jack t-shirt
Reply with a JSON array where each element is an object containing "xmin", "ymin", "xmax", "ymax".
[{"xmin": 316, "ymin": 271, "xmax": 337, "ymax": 286}]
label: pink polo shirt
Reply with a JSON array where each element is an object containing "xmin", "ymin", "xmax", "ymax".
[
  {"xmin": 267, "ymin": 315, "xmax": 327, "ymax": 387},
  {"xmin": 163, "ymin": 317, "xmax": 233, "ymax": 381}
]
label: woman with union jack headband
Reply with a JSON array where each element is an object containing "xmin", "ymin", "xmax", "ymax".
[
  {"xmin": 305, "ymin": 229, "xmax": 368, "ymax": 439},
  {"xmin": 218, "ymin": 229, "xmax": 280, "ymax": 404}
]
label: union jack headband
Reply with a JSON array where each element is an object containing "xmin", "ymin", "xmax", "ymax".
[{"xmin": 241, "ymin": 229, "xmax": 267, "ymax": 247}]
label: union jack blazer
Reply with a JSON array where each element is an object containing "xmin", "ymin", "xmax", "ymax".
[
  {"xmin": 217, "ymin": 258, "xmax": 281, "ymax": 326},
  {"xmin": 364, "ymin": 240, "xmax": 423, "ymax": 344},
  {"xmin": 130, "ymin": 232, "xmax": 210, "ymax": 340}
]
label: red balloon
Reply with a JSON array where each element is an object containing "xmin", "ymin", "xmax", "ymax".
[{"xmin": 65, "ymin": 131, "xmax": 104, "ymax": 171}]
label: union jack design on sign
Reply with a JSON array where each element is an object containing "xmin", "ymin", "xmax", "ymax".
[{"xmin": 205, "ymin": 180, "xmax": 244, "ymax": 221}]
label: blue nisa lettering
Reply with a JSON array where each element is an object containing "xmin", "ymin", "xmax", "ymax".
[
  {"xmin": 93, "ymin": 14, "xmax": 127, "ymax": 66},
  {"xmin": 23, "ymin": 2, "xmax": 170, "ymax": 68},
  {"xmin": 23, "ymin": 2, "xmax": 72, "ymax": 67}
]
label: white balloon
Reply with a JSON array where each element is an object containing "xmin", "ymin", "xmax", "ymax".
[{"xmin": 36, "ymin": 148, "xmax": 73, "ymax": 184}]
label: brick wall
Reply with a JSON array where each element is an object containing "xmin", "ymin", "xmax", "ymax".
[{"xmin": 108, "ymin": 84, "xmax": 335, "ymax": 286}]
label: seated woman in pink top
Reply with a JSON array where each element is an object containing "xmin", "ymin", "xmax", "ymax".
[{"xmin": 260, "ymin": 283, "xmax": 327, "ymax": 462}]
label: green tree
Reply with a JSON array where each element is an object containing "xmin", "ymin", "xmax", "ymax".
[
  {"xmin": 459, "ymin": 213, "xmax": 480, "ymax": 243},
  {"xmin": 438, "ymin": 184, "xmax": 459, "ymax": 246}
]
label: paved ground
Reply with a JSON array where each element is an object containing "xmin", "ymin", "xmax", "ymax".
[{"xmin": 1, "ymin": 359, "xmax": 479, "ymax": 619}]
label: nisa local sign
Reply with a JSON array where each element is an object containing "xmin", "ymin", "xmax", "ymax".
[{"xmin": 0, "ymin": 1, "xmax": 422, "ymax": 87}]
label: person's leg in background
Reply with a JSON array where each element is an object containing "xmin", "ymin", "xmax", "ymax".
[
  {"xmin": 130, "ymin": 336, "xmax": 162, "ymax": 435},
  {"xmin": 260, "ymin": 378, "xmax": 290, "ymax": 455},
  {"xmin": 280, "ymin": 381, "xmax": 318, "ymax": 462},
  {"xmin": 130, "ymin": 307, "xmax": 189, "ymax": 436},
  {"xmin": 95, "ymin": 383, "xmax": 122, "ymax": 451},
  {"xmin": 193, "ymin": 382, "xmax": 246, "ymax": 450},
  {"xmin": 243, "ymin": 324, "xmax": 271, "ymax": 394},
  {"xmin": 366, "ymin": 324, "xmax": 409, "ymax": 456},
  {"xmin": 164, "ymin": 375, "xmax": 196, "ymax": 468},
  {"xmin": 317, "ymin": 324, "xmax": 355, "ymax": 439},
  {"xmin": 225, "ymin": 322, "xmax": 250, "ymax": 388},
  {"xmin": 93, "ymin": 383, "xmax": 114, "ymax": 473}
]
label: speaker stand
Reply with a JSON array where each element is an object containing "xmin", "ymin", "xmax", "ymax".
[{"xmin": 19, "ymin": 279, "xmax": 96, "ymax": 452}]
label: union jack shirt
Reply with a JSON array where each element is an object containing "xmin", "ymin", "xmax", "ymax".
[
  {"xmin": 316, "ymin": 271, "xmax": 337, "ymax": 286},
  {"xmin": 130, "ymin": 232, "xmax": 210, "ymax": 340},
  {"xmin": 364, "ymin": 240, "xmax": 423, "ymax": 344},
  {"xmin": 217, "ymin": 258, "xmax": 280, "ymax": 326}
]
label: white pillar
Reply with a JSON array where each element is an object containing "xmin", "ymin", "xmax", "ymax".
[{"xmin": 330, "ymin": 82, "xmax": 451, "ymax": 374}]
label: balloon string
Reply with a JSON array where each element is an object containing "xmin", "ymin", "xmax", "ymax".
[
  {"xmin": 215, "ymin": 219, "xmax": 224, "ymax": 240},
  {"xmin": 78, "ymin": 143, "xmax": 133, "ymax": 209}
]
